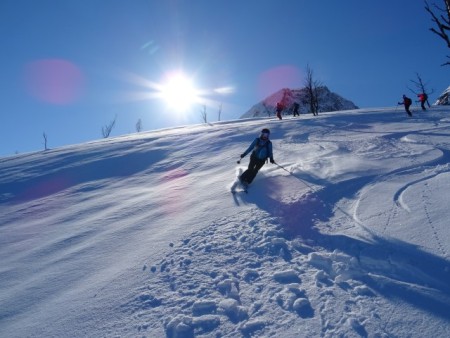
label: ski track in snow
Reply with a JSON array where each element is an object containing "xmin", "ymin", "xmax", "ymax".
[{"xmin": 421, "ymin": 180, "xmax": 448, "ymax": 258}]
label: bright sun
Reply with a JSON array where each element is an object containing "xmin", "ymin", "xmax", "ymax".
[{"xmin": 159, "ymin": 72, "xmax": 199, "ymax": 112}]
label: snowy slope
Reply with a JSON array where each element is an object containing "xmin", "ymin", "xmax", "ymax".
[{"xmin": 1, "ymin": 106, "xmax": 450, "ymax": 337}]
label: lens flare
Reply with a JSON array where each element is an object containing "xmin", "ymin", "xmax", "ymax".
[
  {"xmin": 258, "ymin": 65, "xmax": 302, "ymax": 99},
  {"xmin": 23, "ymin": 59, "xmax": 85, "ymax": 105}
]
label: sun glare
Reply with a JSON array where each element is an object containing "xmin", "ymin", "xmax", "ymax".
[
  {"xmin": 119, "ymin": 68, "xmax": 235, "ymax": 121},
  {"xmin": 160, "ymin": 72, "xmax": 199, "ymax": 112}
]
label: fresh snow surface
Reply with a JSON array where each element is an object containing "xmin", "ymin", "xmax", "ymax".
[{"xmin": 1, "ymin": 106, "xmax": 450, "ymax": 338}]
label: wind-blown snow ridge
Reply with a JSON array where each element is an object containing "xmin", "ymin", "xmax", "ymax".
[{"xmin": 1, "ymin": 106, "xmax": 450, "ymax": 337}]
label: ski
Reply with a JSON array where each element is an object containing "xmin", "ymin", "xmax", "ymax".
[
  {"xmin": 230, "ymin": 179, "xmax": 248, "ymax": 194},
  {"xmin": 231, "ymin": 187, "xmax": 248, "ymax": 194}
]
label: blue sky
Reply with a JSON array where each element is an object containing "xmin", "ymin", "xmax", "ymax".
[{"xmin": 1, "ymin": 0, "xmax": 448, "ymax": 156}]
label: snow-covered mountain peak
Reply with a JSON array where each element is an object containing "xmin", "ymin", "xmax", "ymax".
[
  {"xmin": 241, "ymin": 86, "xmax": 358, "ymax": 118},
  {"xmin": 435, "ymin": 85, "xmax": 450, "ymax": 105}
]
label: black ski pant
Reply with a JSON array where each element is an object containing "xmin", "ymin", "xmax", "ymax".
[
  {"xmin": 420, "ymin": 101, "xmax": 426, "ymax": 110},
  {"xmin": 404, "ymin": 104, "xmax": 412, "ymax": 116},
  {"xmin": 240, "ymin": 154, "xmax": 266, "ymax": 184}
]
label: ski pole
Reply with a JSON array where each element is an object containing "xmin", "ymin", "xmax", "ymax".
[
  {"xmin": 276, "ymin": 163, "xmax": 290, "ymax": 174},
  {"xmin": 275, "ymin": 162, "xmax": 318, "ymax": 192}
]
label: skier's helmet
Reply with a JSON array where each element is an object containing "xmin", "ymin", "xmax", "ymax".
[{"xmin": 260, "ymin": 128, "xmax": 270, "ymax": 140}]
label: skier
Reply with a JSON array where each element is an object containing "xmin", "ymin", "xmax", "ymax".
[
  {"xmin": 292, "ymin": 102, "xmax": 300, "ymax": 117},
  {"xmin": 239, "ymin": 128, "xmax": 275, "ymax": 187},
  {"xmin": 398, "ymin": 95, "xmax": 413, "ymax": 117},
  {"xmin": 417, "ymin": 93, "xmax": 428, "ymax": 111},
  {"xmin": 276, "ymin": 102, "xmax": 283, "ymax": 120}
]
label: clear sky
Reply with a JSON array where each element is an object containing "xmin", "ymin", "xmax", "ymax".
[{"xmin": 1, "ymin": 0, "xmax": 448, "ymax": 156}]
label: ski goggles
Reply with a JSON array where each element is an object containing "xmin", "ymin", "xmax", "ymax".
[{"xmin": 260, "ymin": 132, "xmax": 269, "ymax": 138}]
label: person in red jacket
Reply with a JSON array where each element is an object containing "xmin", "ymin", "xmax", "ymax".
[
  {"xmin": 398, "ymin": 95, "xmax": 413, "ymax": 116},
  {"xmin": 417, "ymin": 93, "xmax": 428, "ymax": 111},
  {"xmin": 276, "ymin": 102, "xmax": 283, "ymax": 120}
]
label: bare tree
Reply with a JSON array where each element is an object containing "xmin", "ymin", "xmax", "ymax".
[
  {"xmin": 102, "ymin": 115, "xmax": 117, "ymax": 138},
  {"xmin": 43, "ymin": 132, "xmax": 48, "ymax": 150},
  {"xmin": 200, "ymin": 105, "xmax": 207, "ymax": 123},
  {"xmin": 304, "ymin": 64, "xmax": 322, "ymax": 116},
  {"xmin": 136, "ymin": 118, "xmax": 142, "ymax": 132},
  {"xmin": 217, "ymin": 104, "xmax": 222, "ymax": 121},
  {"xmin": 425, "ymin": 0, "xmax": 450, "ymax": 65},
  {"xmin": 408, "ymin": 73, "xmax": 433, "ymax": 106}
]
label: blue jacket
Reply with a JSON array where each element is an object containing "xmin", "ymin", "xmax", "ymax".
[{"xmin": 242, "ymin": 137, "xmax": 273, "ymax": 161}]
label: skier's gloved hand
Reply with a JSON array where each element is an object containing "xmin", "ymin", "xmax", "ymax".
[{"xmin": 240, "ymin": 154, "xmax": 245, "ymax": 159}]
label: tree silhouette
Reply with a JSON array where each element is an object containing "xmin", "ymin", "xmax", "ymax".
[{"xmin": 425, "ymin": 0, "xmax": 450, "ymax": 65}]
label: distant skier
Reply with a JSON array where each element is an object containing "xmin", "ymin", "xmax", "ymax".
[
  {"xmin": 239, "ymin": 128, "xmax": 275, "ymax": 187},
  {"xmin": 398, "ymin": 95, "xmax": 413, "ymax": 117},
  {"xmin": 417, "ymin": 93, "xmax": 429, "ymax": 111},
  {"xmin": 292, "ymin": 102, "xmax": 300, "ymax": 117},
  {"xmin": 276, "ymin": 102, "xmax": 283, "ymax": 120}
]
